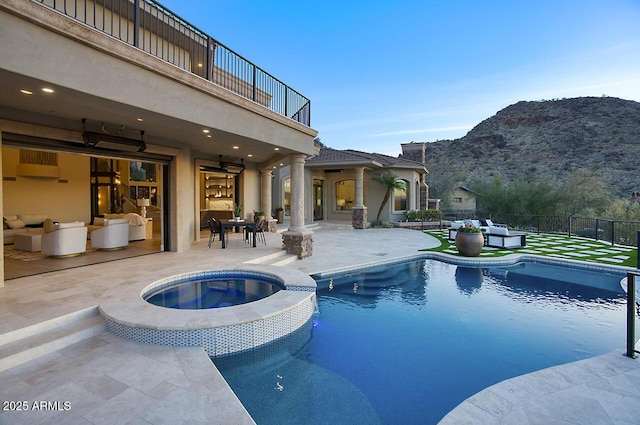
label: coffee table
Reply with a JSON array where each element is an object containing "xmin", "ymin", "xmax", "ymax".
[{"xmin": 14, "ymin": 232, "xmax": 44, "ymax": 252}]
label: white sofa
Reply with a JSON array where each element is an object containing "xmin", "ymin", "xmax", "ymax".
[
  {"xmin": 90, "ymin": 219, "xmax": 129, "ymax": 250},
  {"xmin": 3, "ymin": 214, "xmax": 48, "ymax": 245},
  {"xmin": 88, "ymin": 213, "xmax": 147, "ymax": 241},
  {"xmin": 41, "ymin": 221, "xmax": 88, "ymax": 257}
]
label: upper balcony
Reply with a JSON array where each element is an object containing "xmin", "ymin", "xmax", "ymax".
[{"xmin": 33, "ymin": 0, "xmax": 311, "ymax": 127}]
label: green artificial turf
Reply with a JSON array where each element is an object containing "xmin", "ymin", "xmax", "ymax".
[{"xmin": 422, "ymin": 230, "xmax": 639, "ymax": 269}]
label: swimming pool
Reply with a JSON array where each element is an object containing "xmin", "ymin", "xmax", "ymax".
[{"xmin": 213, "ymin": 259, "xmax": 632, "ymax": 425}]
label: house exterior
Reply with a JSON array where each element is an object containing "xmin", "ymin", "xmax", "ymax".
[
  {"xmin": 449, "ymin": 186, "xmax": 477, "ymax": 213},
  {"xmin": 0, "ymin": 0, "xmax": 317, "ymax": 286},
  {"xmin": 273, "ymin": 142, "xmax": 428, "ymax": 228}
]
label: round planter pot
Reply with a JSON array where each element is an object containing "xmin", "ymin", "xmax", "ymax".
[{"xmin": 455, "ymin": 232, "xmax": 484, "ymax": 257}]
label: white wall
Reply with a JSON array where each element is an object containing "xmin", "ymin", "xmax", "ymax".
[{"xmin": 2, "ymin": 147, "xmax": 91, "ymax": 223}]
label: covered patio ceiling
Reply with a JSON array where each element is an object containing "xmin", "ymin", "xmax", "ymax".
[{"xmin": 0, "ymin": 69, "xmax": 298, "ymax": 166}]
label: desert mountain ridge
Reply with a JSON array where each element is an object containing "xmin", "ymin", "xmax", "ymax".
[{"xmin": 414, "ymin": 96, "xmax": 640, "ymax": 198}]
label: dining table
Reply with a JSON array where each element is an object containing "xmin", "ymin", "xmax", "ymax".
[{"xmin": 219, "ymin": 220, "xmax": 257, "ymax": 248}]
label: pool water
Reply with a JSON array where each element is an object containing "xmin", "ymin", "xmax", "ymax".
[
  {"xmin": 213, "ymin": 259, "xmax": 631, "ymax": 425},
  {"xmin": 145, "ymin": 275, "xmax": 283, "ymax": 309}
]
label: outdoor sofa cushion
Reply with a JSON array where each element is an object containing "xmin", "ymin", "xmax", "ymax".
[{"xmin": 488, "ymin": 225, "xmax": 509, "ymax": 236}]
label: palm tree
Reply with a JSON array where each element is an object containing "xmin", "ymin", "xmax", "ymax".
[{"xmin": 373, "ymin": 171, "xmax": 406, "ymax": 224}]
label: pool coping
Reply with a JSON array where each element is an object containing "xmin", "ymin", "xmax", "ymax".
[{"xmin": 311, "ymin": 250, "xmax": 638, "ymax": 279}]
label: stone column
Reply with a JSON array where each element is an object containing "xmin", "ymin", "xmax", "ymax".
[
  {"xmin": 419, "ymin": 173, "xmax": 429, "ymax": 210},
  {"xmin": 282, "ymin": 154, "xmax": 313, "ymax": 258},
  {"xmin": 352, "ymin": 166, "xmax": 367, "ymax": 229},
  {"xmin": 260, "ymin": 168, "xmax": 277, "ymax": 232}
]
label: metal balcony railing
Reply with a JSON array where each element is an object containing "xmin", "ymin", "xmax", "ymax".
[{"xmin": 33, "ymin": 0, "xmax": 311, "ymax": 126}]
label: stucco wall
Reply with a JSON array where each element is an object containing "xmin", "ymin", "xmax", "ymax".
[{"xmin": 2, "ymin": 147, "xmax": 91, "ymax": 223}]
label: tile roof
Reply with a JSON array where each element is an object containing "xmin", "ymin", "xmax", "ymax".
[{"xmin": 307, "ymin": 146, "xmax": 426, "ymax": 170}]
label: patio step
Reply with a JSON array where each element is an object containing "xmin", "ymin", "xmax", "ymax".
[
  {"xmin": 0, "ymin": 306, "xmax": 105, "ymax": 372},
  {"xmin": 271, "ymin": 254, "xmax": 299, "ymax": 267},
  {"xmin": 243, "ymin": 250, "xmax": 299, "ymax": 267}
]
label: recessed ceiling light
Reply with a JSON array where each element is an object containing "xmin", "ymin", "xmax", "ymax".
[
  {"xmin": 247, "ymin": 154, "xmax": 253, "ymax": 158},
  {"xmin": 203, "ymin": 129, "xmax": 210, "ymax": 134},
  {"xmin": 273, "ymin": 166, "xmax": 277, "ymax": 169},
  {"xmin": 279, "ymin": 163, "xmax": 284, "ymax": 166},
  {"xmin": 206, "ymin": 134, "xmax": 212, "ymax": 138},
  {"xmin": 198, "ymin": 63, "xmax": 203, "ymax": 68},
  {"xmin": 41, "ymin": 87, "xmax": 54, "ymax": 93},
  {"xmin": 137, "ymin": 118, "xmax": 144, "ymax": 122},
  {"xmin": 274, "ymin": 147, "xmax": 280, "ymax": 151},
  {"xmin": 20, "ymin": 89, "xmax": 33, "ymax": 95},
  {"xmin": 232, "ymin": 146, "xmax": 239, "ymax": 150}
]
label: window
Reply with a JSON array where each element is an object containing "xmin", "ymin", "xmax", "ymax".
[
  {"xmin": 130, "ymin": 161, "xmax": 156, "ymax": 182},
  {"xmin": 453, "ymin": 197, "xmax": 463, "ymax": 204},
  {"xmin": 393, "ymin": 180, "xmax": 408, "ymax": 211},
  {"xmin": 335, "ymin": 180, "xmax": 355, "ymax": 210}
]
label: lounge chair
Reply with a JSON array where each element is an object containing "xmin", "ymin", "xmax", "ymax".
[{"xmin": 486, "ymin": 226, "xmax": 526, "ymax": 248}]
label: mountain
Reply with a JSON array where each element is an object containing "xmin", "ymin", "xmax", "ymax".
[{"xmin": 420, "ymin": 97, "xmax": 640, "ymax": 198}]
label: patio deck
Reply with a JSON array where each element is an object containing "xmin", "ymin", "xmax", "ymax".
[{"xmin": 1, "ymin": 225, "xmax": 639, "ymax": 424}]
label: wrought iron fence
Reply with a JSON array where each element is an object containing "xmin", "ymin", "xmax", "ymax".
[
  {"xmin": 33, "ymin": 0, "xmax": 311, "ymax": 126},
  {"xmin": 443, "ymin": 211, "xmax": 640, "ymax": 248}
]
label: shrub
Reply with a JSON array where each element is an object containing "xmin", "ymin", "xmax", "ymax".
[
  {"xmin": 457, "ymin": 225, "xmax": 482, "ymax": 233},
  {"xmin": 404, "ymin": 209, "xmax": 442, "ymax": 222}
]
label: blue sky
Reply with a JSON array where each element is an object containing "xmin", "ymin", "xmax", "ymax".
[{"xmin": 160, "ymin": 0, "xmax": 640, "ymax": 156}]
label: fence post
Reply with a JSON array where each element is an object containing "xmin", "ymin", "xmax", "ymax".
[
  {"xmin": 611, "ymin": 220, "xmax": 615, "ymax": 245},
  {"xmin": 637, "ymin": 230, "xmax": 639, "ymax": 269},
  {"xmin": 627, "ymin": 272, "xmax": 640, "ymax": 358},
  {"xmin": 568, "ymin": 216, "xmax": 572, "ymax": 238},
  {"xmin": 206, "ymin": 37, "xmax": 213, "ymax": 82},
  {"xmin": 595, "ymin": 219, "xmax": 599, "ymax": 241},
  {"xmin": 133, "ymin": 0, "xmax": 140, "ymax": 48}
]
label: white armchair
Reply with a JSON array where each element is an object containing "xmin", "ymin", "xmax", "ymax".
[
  {"xmin": 90, "ymin": 219, "xmax": 129, "ymax": 250},
  {"xmin": 41, "ymin": 222, "xmax": 88, "ymax": 257}
]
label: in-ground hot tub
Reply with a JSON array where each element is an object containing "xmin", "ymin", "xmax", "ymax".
[
  {"xmin": 144, "ymin": 273, "xmax": 285, "ymax": 309},
  {"xmin": 99, "ymin": 266, "xmax": 317, "ymax": 356}
]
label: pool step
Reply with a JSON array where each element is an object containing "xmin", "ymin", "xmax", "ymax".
[
  {"xmin": 0, "ymin": 306, "xmax": 105, "ymax": 372},
  {"xmin": 243, "ymin": 250, "xmax": 299, "ymax": 267}
]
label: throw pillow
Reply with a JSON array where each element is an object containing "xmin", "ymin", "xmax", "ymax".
[
  {"xmin": 5, "ymin": 219, "xmax": 25, "ymax": 229},
  {"xmin": 18, "ymin": 214, "xmax": 48, "ymax": 226},
  {"xmin": 43, "ymin": 218, "xmax": 57, "ymax": 233}
]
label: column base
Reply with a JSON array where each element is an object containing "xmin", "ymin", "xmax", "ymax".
[
  {"xmin": 282, "ymin": 230, "xmax": 314, "ymax": 259},
  {"xmin": 352, "ymin": 206, "xmax": 367, "ymax": 229}
]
